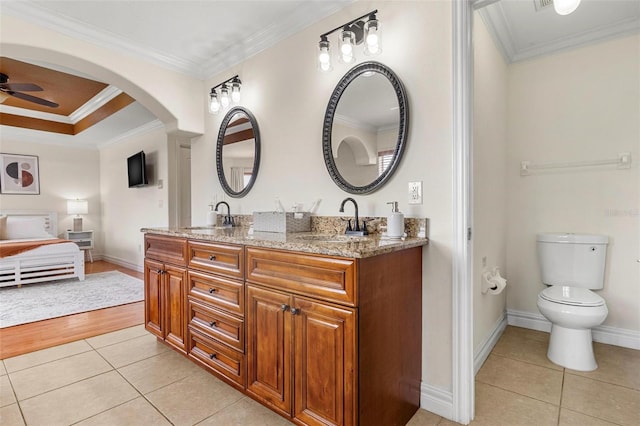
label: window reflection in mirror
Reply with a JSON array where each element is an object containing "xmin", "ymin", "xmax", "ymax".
[{"xmin": 216, "ymin": 107, "xmax": 260, "ymax": 197}]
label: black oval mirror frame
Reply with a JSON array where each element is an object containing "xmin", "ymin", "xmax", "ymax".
[
  {"xmin": 216, "ymin": 106, "xmax": 261, "ymax": 198},
  {"xmin": 322, "ymin": 61, "xmax": 409, "ymax": 194}
]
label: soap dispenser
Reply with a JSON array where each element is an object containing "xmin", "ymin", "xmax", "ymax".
[
  {"xmin": 386, "ymin": 201, "xmax": 405, "ymax": 238},
  {"xmin": 206, "ymin": 204, "xmax": 217, "ymax": 227}
]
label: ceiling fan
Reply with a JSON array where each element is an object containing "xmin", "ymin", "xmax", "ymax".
[{"xmin": 0, "ymin": 73, "xmax": 59, "ymax": 108}]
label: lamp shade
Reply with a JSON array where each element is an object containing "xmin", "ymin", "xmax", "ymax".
[{"xmin": 67, "ymin": 199, "xmax": 88, "ymax": 215}]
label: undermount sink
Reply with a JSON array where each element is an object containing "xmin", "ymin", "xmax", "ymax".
[{"xmin": 296, "ymin": 234, "xmax": 371, "ymax": 243}]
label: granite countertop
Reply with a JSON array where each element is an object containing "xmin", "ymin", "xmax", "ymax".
[{"xmin": 141, "ymin": 226, "xmax": 428, "ymax": 258}]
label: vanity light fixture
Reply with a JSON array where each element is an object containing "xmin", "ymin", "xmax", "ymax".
[
  {"xmin": 317, "ymin": 10, "xmax": 380, "ymax": 72},
  {"xmin": 209, "ymin": 75, "xmax": 241, "ymax": 114}
]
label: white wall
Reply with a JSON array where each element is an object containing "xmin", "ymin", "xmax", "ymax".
[
  {"xmin": 472, "ymin": 15, "xmax": 509, "ymax": 352},
  {"xmin": 191, "ymin": 1, "xmax": 454, "ymax": 390},
  {"xmin": 0, "ymin": 139, "xmax": 101, "ymax": 243},
  {"xmin": 99, "ymin": 125, "xmax": 169, "ymax": 269},
  {"xmin": 506, "ymin": 34, "xmax": 640, "ymax": 332}
]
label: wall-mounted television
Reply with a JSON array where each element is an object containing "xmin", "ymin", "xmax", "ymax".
[{"xmin": 127, "ymin": 151, "xmax": 148, "ymax": 188}]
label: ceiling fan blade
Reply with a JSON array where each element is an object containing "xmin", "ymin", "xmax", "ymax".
[
  {"xmin": 7, "ymin": 91, "xmax": 59, "ymax": 108},
  {"xmin": 0, "ymin": 83, "xmax": 43, "ymax": 92}
]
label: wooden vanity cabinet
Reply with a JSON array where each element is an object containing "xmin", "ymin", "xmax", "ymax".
[
  {"xmin": 144, "ymin": 235, "xmax": 188, "ymax": 353},
  {"xmin": 185, "ymin": 240, "xmax": 247, "ymax": 390},
  {"xmin": 245, "ymin": 246, "xmax": 422, "ymax": 426}
]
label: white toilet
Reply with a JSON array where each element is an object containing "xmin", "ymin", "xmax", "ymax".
[{"xmin": 536, "ymin": 233, "xmax": 609, "ymax": 371}]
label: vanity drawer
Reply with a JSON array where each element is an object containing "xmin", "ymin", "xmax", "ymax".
[
  {"xmin": 188, "ymin": 328, "xmax": 245, "ymax": 389},
  {"xmin": 187, "ymin": 270, "xmax": 244, "ymax": 317},
  {"xmin": 188, "ymin": 240, "xmax": 244, "ymax": 279},
  {"xmin": 145, "ymin": 235, "xmax": 187, "ymax": 266},
  {"xmin": 189, "ymin": 298, "xmax": 244, "ymax": 352},
  {"xmin": 246, "ymin": 247, "xmax": 357, "ymax": 306}
]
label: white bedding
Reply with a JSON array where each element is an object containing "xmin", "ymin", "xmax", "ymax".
[{"xmin": 0, "ymin": 238, "xmax": 80, "ymax": 258}]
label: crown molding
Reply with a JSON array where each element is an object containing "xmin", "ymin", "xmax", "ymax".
[{"xmin": 69, "ymin": 86, "xmax": 122, "ymax": 123}]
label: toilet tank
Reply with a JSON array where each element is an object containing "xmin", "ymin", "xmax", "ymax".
[{"xmin": 536, "ymin": 233, "xmax": 608, "ymax": 289}]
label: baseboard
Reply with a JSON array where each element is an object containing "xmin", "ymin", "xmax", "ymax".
[
  {"xmin": 474, "ymin": 312, "xmax": 507, "ymax": 374},
  {"xmin": 507, "ymin": 309, "xmax": 640, "ymax": 350},
  {"xmin": 101, "ymin": 255, "xmax": 144, "ymax": 273},
  {"xmin": 420, "ymin": 382, "xmax": 453, "ymax": 420}
]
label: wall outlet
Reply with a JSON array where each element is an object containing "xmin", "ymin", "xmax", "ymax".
[{"xmin": 408, "ymin": 181, "xmax": 423, "ymax": 205}]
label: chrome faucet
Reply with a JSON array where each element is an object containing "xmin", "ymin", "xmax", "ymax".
[
  {"xmin": 339, "ymin": 197, "xmax": 368, "ymax": 236},
  {"xmin": 215, "ymin": 201, "xmax": 235, "ymax": 227}
]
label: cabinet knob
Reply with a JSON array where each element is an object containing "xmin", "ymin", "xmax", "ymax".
[
  {"xmin": 209, "ymin": 255, "xmax": 216, "ymax": 261},
  {"xmin": 209, "ymin": 288, "xmax": 217, "ymax": 294},
  {"xmin": 156, "ymin": 269, "xmax": 162, "ymax": 274},
  {"xmin": 281, "ymin": 304, "xmax": 290, "ymax": 312},
  {"xmin": 209, "ymin": 353, "xmax": 217, "ymax": 360},
  {"xmin": 290, "ymin": 307, "xmax": 300, "ymax": 315},
  {"xmin": 209, "ymin": 321, "xmax": 217, "ymax": 327}
]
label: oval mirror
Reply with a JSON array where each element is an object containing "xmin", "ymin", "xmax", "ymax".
[
  {"xmin": 216, "ymin": 106, "xmax": 261, "ymax": 198},
  {"xmin": 323, "ymin": 61, "xmax": 409, "ymax": 194}
]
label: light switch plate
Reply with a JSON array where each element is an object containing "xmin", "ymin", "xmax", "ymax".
[{"xmin": 408, "ymin": 181, "xmax": 422, "ymax": 204}]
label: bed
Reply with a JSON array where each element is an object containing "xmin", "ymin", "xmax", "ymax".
[{"xmin": 0, "ymin": 210, "xmax": 85, "ymax": 287}]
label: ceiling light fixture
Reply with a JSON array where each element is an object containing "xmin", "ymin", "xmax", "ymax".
[
  {"xmin": 317, "ymin": 10, "xmax": 380, "ymax": 72},
  {"xmin": 554, "ymin": 0, "xmax": 581, "ymax": 15},
  {"xmin": 209, "ymin": 75, "xmax": 241, "ymax": 114}
]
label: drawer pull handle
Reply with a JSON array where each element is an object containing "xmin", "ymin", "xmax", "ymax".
[
  {"xmin": 209, "ymin": 288, "xmax": 217, "ymax": 294},
  {"xmin": 209, "ymin": 255, "xmax": 216, "ymax": 261},
  {"xmin": 210, "ymin": 353, "xmax": 217, "ymax": 359},
  {"xmin": 209, "ymin": 321, "xmax": 217, "ymax": 327},
  {"xmin": 156, "ymin": 269, "xmax": 162, "ymax": 274},
  {"xmin": 281, "ymin": 304, "xmax": 290, "ymax": 312},
  {"xmin": 290, "ymin": 307, "xmax": 300, "ymax": 315}
]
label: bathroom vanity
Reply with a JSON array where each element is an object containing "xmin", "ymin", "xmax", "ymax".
[{"xmin": 142, "ymin": 227, "xmax": 427, "ymax": 426}]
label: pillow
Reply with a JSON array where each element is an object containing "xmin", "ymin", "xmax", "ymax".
[
  {"xmin": 5, "ymin": 216, "xmax": 51, "ymax": 239},
  {"xmin": 0, "ymin": 215, "xmax": 6, "ymax": 240}
]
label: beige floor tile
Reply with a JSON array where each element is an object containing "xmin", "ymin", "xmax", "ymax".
[
  {"xmin": 19, "ymin": 370, "xmax": 139, "ymax": 425},
  {"xmin": 0, "ymin": 374, "xmax": 16, "ymax": 407},
  {"xmin": 96, "ymin": 333, "xmax": 169, "ymax": 368},
  {"xmin": 76, "ymin": 396, "xmax": 171, "ymax": 426},
  {"xmin": 471, "ymin": 382, "xmax": 559, "ymax": 426},
  {"xmin": 562, "ymin": 373, "xmax": 640, "ymax": 426},
  {"xmin": 9, "ymin": 350, "xmax": 113, "ymax": 401},
  {"xmin": 491, "ymin": 329, "xmax": 563, "ymax": 371},
  {"xmin": 199, "ymin": 397, "xmax": 293, "ymax": 425},
  {"xmin": 568, "ymin": 343, "xmax": 640, "ymax": 390},
  {"xmin": 3, "ymin": 339, "xmax": 93, "ymax": 373},
  {"xmin": 145, "ymin": 368, "xmax": 244, "ymax": 425},
  {"xmin": 502, "ymin": 325, "xmax": 550, "ymax": 343},
  {"xmin": 0, "ymin": 361, "xmax": 6, "ymax": 376},
  {"xmin": 476, "ymin": 354, "xmax": 563, "ymax": 404},
  {"xmin": 85, "ymin": 324, "xmax": 148, "ymax": 349},
  {"xmin": 0, "ymin": 403, "xmax": 24, "ymax": 426},
  {"xmin": 405, "ymin": 407, "xmax": 443, "ymax": 425},
  {"xmin": 559, "ymin": 408, "xmax": 618, "ymax": 425},
  {"xmin": 118, "ymin": 349, "xmax": 201, "ymax": 394}
]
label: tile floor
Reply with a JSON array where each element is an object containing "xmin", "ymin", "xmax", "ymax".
[{"xmin": 1, "ymin": 325, "xmax": 638, "ymax": 425}]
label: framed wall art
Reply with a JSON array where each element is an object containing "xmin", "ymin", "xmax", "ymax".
[{"xmin": 0, "ymin": 153, "xmax": 40, "ymax": 195}]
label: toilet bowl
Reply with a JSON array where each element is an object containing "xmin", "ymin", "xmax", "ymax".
[
  {"xmin": 536, "ymin": 233, "xmax": 609, "ymax": 371},
  {"xmin": 537, "ymin": 286, "xmax": 608, "ymax": 371}
]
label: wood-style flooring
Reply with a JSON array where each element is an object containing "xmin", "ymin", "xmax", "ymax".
[{"xmin": 0, "ymin": 261, "xmax": 144, "ymax": 359}]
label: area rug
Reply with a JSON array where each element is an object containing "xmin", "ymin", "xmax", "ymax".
[{"xmin": 0, "ymin": 271, "xmax": 144, "ymax": 328}]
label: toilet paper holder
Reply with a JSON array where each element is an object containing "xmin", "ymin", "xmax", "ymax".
[{"xmin": 481, "ymin": 266, "xmax": 507, "ymax": 294}]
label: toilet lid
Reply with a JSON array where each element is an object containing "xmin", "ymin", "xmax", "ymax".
[{"xmin": 540, "ymin": 286, "xmax": 605, "ymax": 307}]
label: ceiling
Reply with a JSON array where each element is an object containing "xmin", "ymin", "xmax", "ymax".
[{"xmin": 1, "ymin": 0, "xmax": 638, "ymax": 148}]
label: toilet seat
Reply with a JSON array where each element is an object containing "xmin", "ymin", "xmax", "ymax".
[{"xmin": 540, "ymin": 286, "xmax": 605, "ymax": 307}]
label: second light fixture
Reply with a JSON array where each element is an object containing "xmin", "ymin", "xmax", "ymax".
[
  {"xmin": 209, "ymin": 75, "xmax": 242, "ymax": 114},
  {"xmin": 318, "ymin": 10, "xmax": 381, "ymax": 72}
]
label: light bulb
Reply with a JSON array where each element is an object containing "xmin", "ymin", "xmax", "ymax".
[
  {"xmin": 209, "ymin": 90, "xmax": 220, "ymax": 114},
  {"xmin": 231, "ymin": 81, "xmax": 241, "ymax": 103},
  {"xmin": 340, "ymin": 29, "xmax": 355, "ymax": 63},
  {"xmin": 318, "ymin": 37, "xmax": 332, "ymax": 72},
  {"xmin": 220, "ymin": 85, "xmax": 230, "ymax": 108},
  {"xmin": 553, "ymin": 0, "xmax": 581, "ymax": 15},
  {"xmin": 364, "ymin": 17, "xmax": 381, "ymax": 56}
]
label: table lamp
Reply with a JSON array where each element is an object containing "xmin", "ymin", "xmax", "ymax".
[{"xmin": 67, "ymin": 199, "xmax": 88, "ymax": 232}]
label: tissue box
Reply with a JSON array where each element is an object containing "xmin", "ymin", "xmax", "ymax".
[{"xmin": 252, "ymin": 211, "xmax": 311, "ymax": 233}]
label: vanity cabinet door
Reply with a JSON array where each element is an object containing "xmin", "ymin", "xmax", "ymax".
[
  {"xmin": 246, "ymin": 284, "xmax": 293, "ymax": 418},
  {"xmin": 144, "ymin": 259, "xmax": 164, "ymax": 338},
  {"xmin": 163, "ymin": 264, "xmax": 188, "ymax": 352},
  {"xmin": 293, "ymin": 296, "xmax": 356, "ymax": 426}
]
